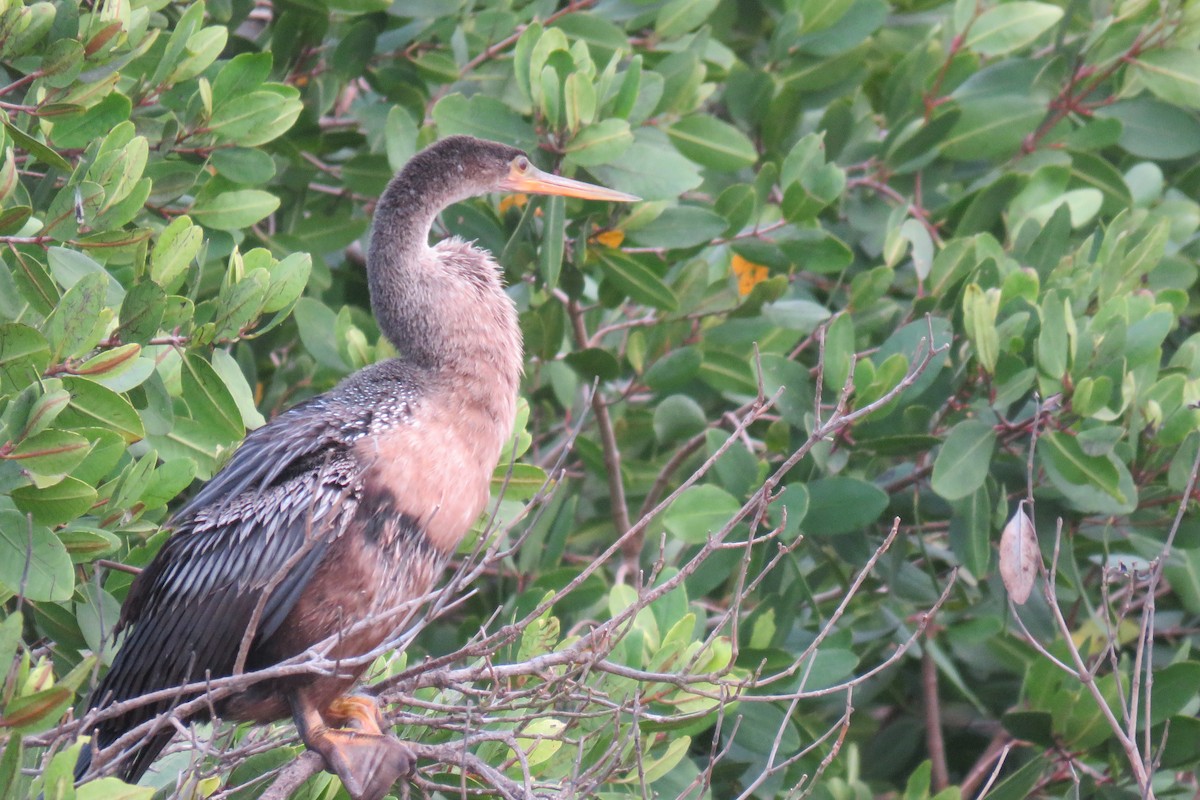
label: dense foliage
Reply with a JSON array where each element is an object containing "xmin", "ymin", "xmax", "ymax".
[{"xmin": 0, "ymin": 0, "xmax": 1199, "ymax": 798}]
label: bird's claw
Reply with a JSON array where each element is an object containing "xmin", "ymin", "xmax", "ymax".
[
  {"xmin": 296, "ymin": 694, "xmax": 415, "ymax": 800},
  {"xmin": 319, "ymin": 729, "xmax": 414, "ymax": 800}
]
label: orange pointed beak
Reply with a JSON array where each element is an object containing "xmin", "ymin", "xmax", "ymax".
[{"xmin": 501, "ymin": 162, "xmax": 639, "ymax": 203}]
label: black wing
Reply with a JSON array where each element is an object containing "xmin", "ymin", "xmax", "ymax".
[{"xmin": 84, "ymin": 398, "xmax": 365, "ymax": 781}]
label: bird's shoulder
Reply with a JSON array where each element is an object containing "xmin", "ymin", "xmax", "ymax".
[{"xmin": 175, "ymin": 359, "xmax": 424, "ymax": 520}]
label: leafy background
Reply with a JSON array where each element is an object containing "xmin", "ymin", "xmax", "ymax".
[{"xmin": 1, "ymin": 0, "xmax": 1200, "ymax": 798}]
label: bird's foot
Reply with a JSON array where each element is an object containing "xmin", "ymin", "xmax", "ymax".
[
  {"xmin": 325, "ymin": 694, "xmax": 388, "ymax": 734},
  {"xmin": 310, "ymin": 727, "xmax": 414, "ymax": 800},
  {"xmin": 296, "ymin": 694, "xmax": 413, "ymax": 800}
]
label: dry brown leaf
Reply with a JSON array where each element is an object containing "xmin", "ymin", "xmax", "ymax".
[{"xmin": 999, "ymin": 506, "xmax": 1039, "ymax": 604}]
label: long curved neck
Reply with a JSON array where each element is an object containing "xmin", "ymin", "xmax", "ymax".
[
  {"xmin": 365, "ymin": 166, "xmax": 522, "ymax": 403},
  {"xmin": 367, "ymin": 175, "xmax": 444, "ymax": 367}
]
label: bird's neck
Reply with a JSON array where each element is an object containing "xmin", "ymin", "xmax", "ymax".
[{"xmin": 366, "ymin": 188, "xmax": 523, "ymax": 423}]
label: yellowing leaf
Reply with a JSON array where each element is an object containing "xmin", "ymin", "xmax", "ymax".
[
  {"xmin": 732, "ymin": 253, "xmax": 769, "ymax": 296},
  {"xmin": 498, "ymin": 193, "xmax": 528, "ymax": 214},
  {"xmin": 591, "ymin": 228, "xmax": 625, "ymax": 248}
]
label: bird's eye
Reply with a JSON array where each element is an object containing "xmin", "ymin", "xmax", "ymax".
[{"xmin": 515, "ymin": 156, "xmax": 529, "ymax": 172}]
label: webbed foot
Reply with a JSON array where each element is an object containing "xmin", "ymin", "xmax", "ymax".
[
  {"xmin": 311, "ymin": 727, "xmax": 413, "ymax": 800},
  {"xmin": 290, "ymin": 692, "xmax": 414, "ymax": 800}
]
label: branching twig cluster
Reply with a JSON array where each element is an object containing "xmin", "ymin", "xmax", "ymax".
[{"xmin": 1004, "ymin": 400, "xmax": 1200, "ymax": 800}]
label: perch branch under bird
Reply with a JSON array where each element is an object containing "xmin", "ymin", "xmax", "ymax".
[{"xmin": 73, "ymin": 135, "xmax": 637, "ymax": 800}]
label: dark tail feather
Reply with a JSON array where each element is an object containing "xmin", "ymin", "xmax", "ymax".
[
  {"xmin": 119, "ymin": 729, "xmax": 174, "ymax": 785},
  {"xmin": 73, "ymin": 742, "xmax": 92, "ymax": 783},
  {"xmin": 71, "ymin": 726, "xmax": 173, "ymax": 786}
]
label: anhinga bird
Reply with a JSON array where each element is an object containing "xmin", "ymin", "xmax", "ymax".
[{"xmin": 75, "ymin": 136, "xmax": 637, "ymax": 800}]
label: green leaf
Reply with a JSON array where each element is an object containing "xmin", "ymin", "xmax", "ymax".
[
  {"xmin": 539, "ymin": 195, "xmax": 565, "ymax": 291},
  {"xmin": 293, "ymin": 298, "xmax": 348, "ymax": 371},
  {"xmin": 974, "ymin": 755, "xmax": 1047, "ymax": 800},
  {"xmin": 140, "ymin": 458, "xmax": 198, "ymax": 509},
  {"xmin": 1068, "ymin": 151, "xmax": 1132, "ymax": 215},
  {"xmin": 0, "ymin": 205, "xmax": 31, "ymax": 235},
  {"xmin": 58, "ymin": 376, "xmax": 145, "ymax": 443},
  {"xmin": 172, "ymin": 24, "xmax": 229, "ymax": 82},
  {"xmin": 780, "ymin": 134, "xmax": 846, "ymax": 220},
  {"xmin": 263, "ymin": 252, "xmax": 310, "ymax": 314},
  {"xmin": 4, "ymin": 684, "xmax": 74, "ymax": 735},
  {"xmin": 949, "ymin": 483, "xmax": 992, "ymax": 575},
  {"xmin": 514, "ymin": 717, "xmax": 565, "ymax": 766},
  {"xmin": 904, "ymin": 761, "xmax": 931, "ymax": 800},
  {"xmin": 46, "ymin": 247, "xmax": 124, "ymax": 305},
  {"xmin": 591, "ymin": 137, "xmax": 703, "ymax": 201},
  {"xmin": 190, "ymin": 189, "xmax": 280, "ymax": 232},
  {"xmin": 208, "ymin": 87, "xmax": 302, "ymax": 147},
  {"xmin": 563, "ymin": 71, "xmax": 596, "ymax": 132},
  {"xmin": 11, "ymin": 474, "xmax": 98, "ymax": 528},
  {"xmin": 432, "ymin": 93, "xmax": 537, "ymax": 152},
  {"xmin": 644, "ymin": 346, "xmax": 701, "ymax": 391},
  {"xmin": 181, "ymin": 353, "xmax": 243, "ymax": 438},
  {"xmin": 278, "ymin": 211, "xmax": 367, "ymax": 257},
  {"xmin": 656, "ymin": 0, "xmax": 718, "ymax": 37},
  {"xmin": 564, "ymin": 119, "xmax": 633, "ymax": 167},
  {"xmin": 210, "ymin": 148, "xmax": 277, "ymax": 185},
  {"xmin": 118, "ymin": 281, "xmax": 167, "ymax": 345},
  {"xmin": 963, "ymin": 2, "xmax": 1063, "ymax": 56},
  {"xmin": 1003, "ymin": 710, "xmax": 1054, "ymax": 748},
  {"xmin": 627, "ymin": 206, "xmax": 727, "ymax": 249},
  {"xmin": 490, "ymin": 462, "xmax": 547, "ymax": 501},
  {"xmin": 326, "ymin": 0, "xmax": 391, "ymax": 13},
  {"xmin": 667, "ymin": 116, "xmax": 757, "ymax": 171},
  {"xmin": 699, "ymin": 349, "xmax": 759, "ymax": 396},
  {"xmin": 6, "ymin": 430, "xmax": 91, "ymax": 484},
  {"xmin": 384, "ymin": 106, "xmax": 420, "ymax": 172},
  {"xmin": 1147, "ymin": 662, "xmax": 1200, "ymax": 726},
  {"xmin": 563, "ymin": 347, "xmax": 620, "ymax": 382},
  {"xmin": 593, "ymin": 248, "xmax": 678, "ymax": 311},
  {"xmin": 886, "ymin": 108, "xmax": 962, "ymax": 172},
  {"xmin": 962, "ymin": 283, "xmax": 999, "ymax": 373},
  {"xmin": 1040, "ymin": 431, "xmax": 1125, "ymax": 504},
  {"xmin": 1095, "ymin": 98, "xmax": 1200, "ymax": 160},
  {"xmin": 42, "ymin": 272, "xmax": 109, "ymax": 361},
  {"xmin": 49, "ymin": 92, "xmax": 133, "ymax": 150},
  {"xmin": 653, "ymin": 394, "xmax": 706, "ymax": 444},
  {"xmin": 212, "ymin": 269, "xmax": 268, "ymax": 340},
  {"xmin": 763, "ymin": 299, "xmax": 832, "ymax": 333},
  {"xmin": 778, "ymin": 229, "xmax": 853, "ymax": 274},
  {"xmin": 931, "ymin": 419, "xmax": 996, "ymax": 501},
  {"xmin": 332, "ymin": 19, "xmax": 378, "ymax": 80},
  {"xmin": 79, "ymin": 344, "xmax": 149, "ymax": 392},
  {"xmin": 1, "ymin": 119, "xmax": 70, "ymax": 171},
  {"xmin": 1133, "ymin": 49, "xmax": 1200, "ymax": 110},
  {"xmin": 0, "ymin": 324, "xmax": 50, "ymax": 392},
  {"xmin": 767, "ymin": 483, "xmax": 808, "ymax": 541},
  {"xmin": 803, "ymin": 477, "xmax": 888, "ymax": 536},
  {"xmin": 211, "ymin": 51, "xmax": 271, "ymax": 102},
  {"xmin": 942, "ymin": 95, "xmax": 1044, "ymax": 160},
  {"xmin": 796, "ymin": 0, "xmax": 855, "ymax": 33},
  {"xmin": 59, "ymin": 526, "xmax": 120, "ymax": 562},
  {"xmin": 1166, "ymin": 548, "xmax": 1200, "ymax": 614},
  {"xmin": 1036, "ymin": 292, "xmax": 1070, "ymax": 379},
  {"xmin": 663, "ymin": 484, "xmax": 741, "ymax": 544}
]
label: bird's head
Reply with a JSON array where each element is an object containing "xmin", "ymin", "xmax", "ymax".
[{"xmin": 406, "ymin": 135, "xmax": 639, "ymax": 207}]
